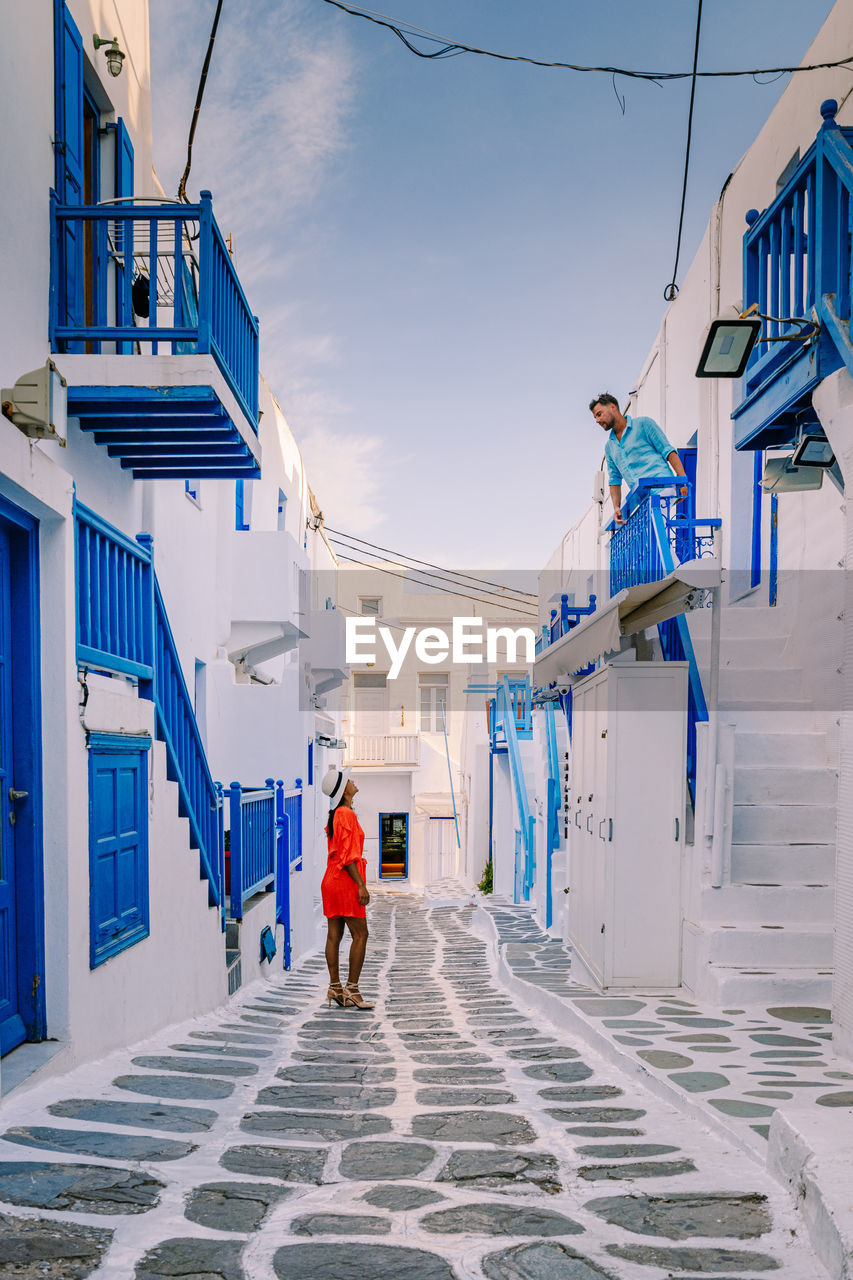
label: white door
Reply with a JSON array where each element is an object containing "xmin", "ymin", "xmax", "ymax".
[{"xmin": 427, "ymin": 818, "xmax": 458, "ymax": 883}]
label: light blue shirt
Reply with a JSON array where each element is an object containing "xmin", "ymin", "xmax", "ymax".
[{"xmin": 604, "ymin": 415, "xmax": 676, "ymax": 488}]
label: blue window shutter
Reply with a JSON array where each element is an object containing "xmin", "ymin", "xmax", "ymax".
[
  {"xmin": 54, "ymin": 2, "xmax": 85, "ymax": 338},
  {"xmin": 113, "ymin": 118, "xmax": 134, "ymax": 199},
  {"xmin": 88, "ymin": 734, "xmax": 150, "ymax": 967}
]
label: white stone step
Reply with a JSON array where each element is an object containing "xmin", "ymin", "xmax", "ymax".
[
  {"xmin": 717, "ymin": 667, "xmax": 804, "ymax": 703},
  {"xmin": 732, "ymin": 803, "xmax": 836, "ymax": 845},
  {"xmin": 689, "ymin": 599, "xmax": 790, "ymax": 629},
  {"xmin": 699, "ymin": 922, "xmax": 834, "ymax": 967},
  {"xmin": 691, "ymin": 634, "xmax": 791, "ymax": 667},
  {"xmin": 733, "ymin": 766, "xmax": 838, "ymax": 807},
  {"xmin": 699, "ymin": 883, "xmax": 833, "ymax": 926},
  {"xmin": 734, "ymin": 732, "xmax": 828, "ymax": 768},
  {"xmin": 730, "ymin": 843, "xmax": 836, "ymax": 885},
  {"xmin": 689, "ymin": 964, "xmax": 833, "ymax": 1006}
]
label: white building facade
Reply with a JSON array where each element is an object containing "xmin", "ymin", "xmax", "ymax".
[
  {"xmin": 501, "ymin": 2, "xmax": 853, "ymax": 1050},
  {"xmin": 0, "ymin": 0, "xmax": 345, "ymax": 1090}
]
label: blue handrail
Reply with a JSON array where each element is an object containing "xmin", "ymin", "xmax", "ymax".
[
  {"xmin": 497, "ymin": 676, "xmax": 535, "ymax": 903},
  {"xmin": 544, "ymin": 700, "xmax": 560, "ymax": 930},
  {"xmin": 228, "ymin": 782, "xmax": 276, "ymax": 915},
  {"xmin": 146, "ymin": 564, "xmax": 223, "ymax": 905},
  {"xmin": 49, "ymin": 191, "xmax": 259, "ymax": 428},
  {"xmin": 75, "ymin": 502, "xmax": 154, "ymax": 679},
  {"xmin": 607, "ymin": 480, "xmax": 715, "ymax": 797},
  {"xmin": 74, "ymin": 504, "xmax": 226, "ymax": 911}
]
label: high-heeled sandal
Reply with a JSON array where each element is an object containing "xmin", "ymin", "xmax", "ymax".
[
  {"xmin": 344, "ymin": 982, "xmax": 374, "ymax": 1010},
  {"xmin": 326, "ymin": 982, "xmax": 350, "ymax": 1008}
]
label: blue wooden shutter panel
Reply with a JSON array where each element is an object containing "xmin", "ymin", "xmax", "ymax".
[
  {"xmin": 88, "ymin": 734, "xmax": 150, "ymax": 967},
  {"xmin": 109, "ymin": 119, "xmax": 135, "ymax": 347}
]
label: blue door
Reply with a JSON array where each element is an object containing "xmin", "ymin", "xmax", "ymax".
[
  {"xmin": 0, "ymin": 529, "xmax": 25, "ymax": 1053},
  {"xmin": 55, "ymin": 0, "xmax": 85, "ymax": 345}
]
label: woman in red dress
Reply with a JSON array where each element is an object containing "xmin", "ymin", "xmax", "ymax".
[{"xmin": 320, "ymin": 767, "xmax": 374, "ymax": 1010}]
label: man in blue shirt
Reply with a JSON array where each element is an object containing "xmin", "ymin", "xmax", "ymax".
[{"xmin": 590, "ymin": 392, "xmax": 688, "ymax": 525}]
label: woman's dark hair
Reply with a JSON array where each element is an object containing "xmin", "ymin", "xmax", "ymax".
[
  {"xmin": 589, "ymin": 392, "xmax": 620, "ymax": 412},
  {"xmin": 326, "ymin": 804, "xmax": 339, "ymax": 840}
]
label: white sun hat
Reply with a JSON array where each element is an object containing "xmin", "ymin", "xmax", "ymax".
[{"xmin": 321, "ymin": 766, "xmax": 350, "ymax": 807}]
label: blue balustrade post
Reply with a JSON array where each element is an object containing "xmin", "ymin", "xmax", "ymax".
[
  {"xmin": 294, "ymin": 778, "xmax": 303, "ymax": 872},
  {"xmin": 559, "ymin": 594, "xmax": 569, "ymax": 636},
  {"xmin": 229, "ymin": 781, "xmax": 243, "ymax": 921},
  {"xmin": 541, "ymin": 624, "xmax": 549, "ymax": 651},
  {"xmin": 135, "ymin": 532, "xmax": 155, "ymax": 697},
  {"xmin": 215, "ymin": 782, "xmax": 226, "ymax": 930},
  {"xmin": 197, "ymin": 191, "xmax": 214, "ymax": 355},
  {"xmin": 49, "ymin": 189, "xmax": 59, "ymax": 348},
  {"xmin": 265, "ymin": 777, "xmax": 276, "ymax": 889},
  {"xmin": 275, "ymin": 779, "xmax": 292, "ymax": 969}
]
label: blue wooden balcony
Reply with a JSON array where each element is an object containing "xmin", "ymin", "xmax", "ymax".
[
  {"xmin": 733, "ymin": 100, "xmax": 853, "ymax": 451},
  {"xmin": 50, "ymin": 192, "xmax": 260, "ymax": 478}
]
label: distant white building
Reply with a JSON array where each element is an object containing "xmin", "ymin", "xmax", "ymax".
[
  {"xmin": 487, "ymin": 0, "xmax": 853, "ymax": 1055},
  {"xmin": 336, "ymin": 565, "xmax": 535, "ymax": 892},
  {"xmin": 0, "ymin": 0, "xmax": 346, "ymax": 1091}
]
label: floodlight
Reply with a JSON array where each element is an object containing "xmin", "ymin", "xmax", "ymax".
[
  {"xmin": 791, "ymin": 434, "xmax": 835, "ymax": 469},
  {"xmin": 695, "ymin": 318, "xmax": 762, "ymax": 378}
]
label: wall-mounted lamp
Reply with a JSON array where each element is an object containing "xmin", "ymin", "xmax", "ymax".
[
  {"xmin": 696, "ymin": 302, "xmax": 819, "ymax": 378},
  {"xmin": 93, "ymin": 34, "xmax": 125, "ymax": 77}
]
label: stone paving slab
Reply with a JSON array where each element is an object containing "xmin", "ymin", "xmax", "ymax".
[
  {"xmin": 0, "ymin": 897, "xmax": 828, "ymax": 1279},
  {"xmin": 482, "ymin": 897, "xmax": 853, "ymax": 1161}
]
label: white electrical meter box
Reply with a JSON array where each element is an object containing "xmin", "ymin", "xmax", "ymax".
[{"xmin": 568, "ymin": 661, "xmax": 687, "ymax": 990}]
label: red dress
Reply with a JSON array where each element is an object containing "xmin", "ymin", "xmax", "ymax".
[{"xmin": 321, "ymin": 806, "xmax": 367, "ymax": 919}]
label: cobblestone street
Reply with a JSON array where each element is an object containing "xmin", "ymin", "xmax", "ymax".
[{"xmin": 0, "ymin": 897, "xmax": 827, "ymax": 1278}]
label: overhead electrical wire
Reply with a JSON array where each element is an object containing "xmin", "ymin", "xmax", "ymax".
[
  {"xmin": 323, "ymin": 526, "xmax": 538, "ymax": 600},
  {"xmin": 665, "ymin": 0, "xmax": 704, "ymax": 301},
  {"xmin": 328, "ymin": 534, "xmax": 538, "ymax": 611},
  {"xmin": 332, "ymin": 551, "xmax": 539, "ymax": 619},
  {"xmin": 317, "ymin": 0, "xmax": 853, "ymax": 81},
  {"xmin": 178, "ymin": 0, "xmax": 225, "ymax": 202},
  {"xmin": 327, "ymin": 534, "xmax": 537, "ymax": 609}
]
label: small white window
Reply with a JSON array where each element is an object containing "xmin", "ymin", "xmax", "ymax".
[
  {"xmin": 359, "ymin": 596, "xmax": 382, "ymax": 617},
  {"xmin": 419, "ymin": 672, "xmax": 448, "ymax": 733}
]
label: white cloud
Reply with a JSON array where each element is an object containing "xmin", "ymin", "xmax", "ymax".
[{"xmin": 297, "ymin": 422, "xmax": 389, "ymax": 537}]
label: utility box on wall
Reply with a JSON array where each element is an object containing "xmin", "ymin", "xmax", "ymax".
[{"xmin": 568, "ymin": 661, "xmax": 687, "ymax": 990}]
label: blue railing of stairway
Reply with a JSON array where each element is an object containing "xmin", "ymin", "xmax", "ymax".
[
  {"xmin": 496, "ymin": 676, "xmax": 535, "ymax": 903},
  {"xmin": 608, "ymin": 478, "xmax": 719, "ymax": 797},
  {"xmin": 50, "ymin": 192, "xmax": 259, "ymax": 428},
  {"xmin": 74, "ymin": 501, "xmax": 223, "ymax": 911},
  {"xmin": 227, "ymin": 782, "xmax": 276, "ymax": 909},
  {"xmin": 75, "ymin": 504, "xmax": 154, "ymax": 680}
]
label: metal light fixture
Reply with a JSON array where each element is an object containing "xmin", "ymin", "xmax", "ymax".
[
  {"xmin": 93, "ymin": 34, "xmax": 125, "ymax": 77},
  {"xmin": 791, "ymin": 433, "xmax": 835, "ymax": 469},
  {"xmin": 696, "ymin": 302, "xmax": 820, "ymax": 379},
  {"xmin": 1, "ymin": 360, "xmax": 68, "ymax": 445},
  {"xmin": 695, "ymin": 317, "xmax": 762, "ymax": 378}
]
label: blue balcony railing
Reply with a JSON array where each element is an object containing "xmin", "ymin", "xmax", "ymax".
[
  {"xmin": 733, "ymin": 99, "xmax": 853, "ymax": 450},
  {"xmin": 608, "ymin": 479, "xmax": 719, "ymax": 796},
  {"xmin": 50, "ymin": 191, "xmax": 259, "ymax": 429},
  {"xmin": 75, "ymin": 502, "xmax": 153, "ymax": 680},
  {"xmin": 227, "ymin": 782, "xmax": 276, "ymax": 914},
  {"xmin": 74, "ymin": 501, "xmax": 224, "ymax": 913}
]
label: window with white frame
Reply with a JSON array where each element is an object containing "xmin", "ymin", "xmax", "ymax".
[
  {"xmin": 419, "ymin": 672, "xmax": 448, "ymax": 733},
  {"xmin": 358, "ymin": 596, "xmax": 382, "ymax": 617}
]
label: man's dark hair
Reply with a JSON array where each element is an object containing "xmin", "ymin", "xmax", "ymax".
[{"xmin": 589, "ymin": 392, "xmax": 620, "ymax": 412}]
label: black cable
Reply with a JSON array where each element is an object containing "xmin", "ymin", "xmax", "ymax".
[
  {"xmin": 178, "ymin": 0, "xmax": 225, "ymax": 203},
  {"xmin": 327, "ymin": 534, "xmax": 538, "ymax": 609},
  {"xmin": 664, "ymin": 0, "xmax": 703, "ymax": 301},
  {"xmin": 332, "ymin": 551, "xmax": 538, "ymax": 618},
  {"xmin": 317, "ymin": 0, "xmax": 853, "ymax": 82},
  {"xmin": 323, "ymin": 526, "xmax": 538, "ymax": 598}
]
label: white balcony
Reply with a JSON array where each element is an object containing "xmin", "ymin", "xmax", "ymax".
[{"xmin": 344, "ymin": 733, "xmax": 420, "ymax": 768}]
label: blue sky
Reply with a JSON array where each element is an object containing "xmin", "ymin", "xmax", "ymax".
[{"xmin": 150, "ymin": 0, "xmax": 835, "ymax": 568}]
